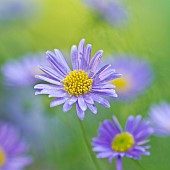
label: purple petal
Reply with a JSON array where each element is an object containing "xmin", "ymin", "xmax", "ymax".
[
  {"xmin": 125, "ymin": 151, "xmax": 141, "ymax": 159},
  {"xmin": 77, "ymin": 39, "xmax": 85, "ymax": 70},
  {"xmin": 116, "ymin": 156, "xmax": 122, "ymax": 170},
  {"xmin": 71, "ymin": 45, "xmax": 78, "ymax": 70},
  {"xmin": 108, "ymin": 153, "xmax": 119, "ymax": 163},
  {"xmin": 34, "ymin": 84, "xmax": 62, "ymax": 90},
  {"xmin": 133, "ymin": 121, "xmax": 151, "ymax": 136},
  {"xmin": 35, "ymin": 89, "xmax": 67, "ymax": 97},
  {"xmin": 96, "ymin": 151, "xmax": 113, "ymax": 158},
  {"xmin": 92, "ymin": 89, "xmax": 117, "ymax": 97},
  {"xmin": 100, "ymin": 120, "xmax": 120, "ymax": 138},
  {"xmin": 126, "ymin": 147, "xmax": 150, "ymax": 159},
  {"xmin": 54, "ymin": 49, "xmax": 71, "ymax": 72},
  {"xmin": 125, "ymin": 116, "xmax": 134, "ymax": 132},
  {"xmin": 96, "ymin": 71, "xmax": 122, "ymax": 84},
  {"xmin": 89, "ymin": 50, "xmax": 103, "ymax": 77},
  {"xmin": 112, "ymin": 116, "xmax": 122, "ymax": 133},
  {"xmin": 46, "ymin": 50, "xmax": 68, "ymax": 76},
  {"xmin": 87, "ymin": 103, "xmax": 97, "ymax": 114},
  {"xmin": 35, "ymin": 89, "xmax": 56, "ymax": 95},
  {"xmin": 0, "ymin": 125, "xmax": 15, "ymax": 146},
  {"xmin": 83, "ymin": 44, "xmax": 92, "ymax": 71},
  {"xmin": 93, "ymin": 64, "xmax": 111, "ymax": 79},
  {"xmin": 137, "ymin": 139, "xmax": 150, "ymax": 145},
  {"xmin": 9, "ymin": 140, "xmax": 29, "ymax": 155},
  {"xmin": 91, "ymin": 94, "xmax": 110, "ymax": 107},
  {"xmin": 76, "ymin": 102, "xmax": 85, "ymax": 120},
  {"xmin": 133, "ymin": 146, "xmax": 146, "ymax": 152},
  {"xmin": 92, "ymin": 137, "xmax": 110, "ymax": 146},
  {"xmin": 93, "ymin": 83, "xmax": 115, "ymax": 89},
  {"xmin": 83, "ymin": 94, "xmax": 94, "ymax": 104},
  {"xmin": 4, "ymin": 156, "xmax": 32, "ymax": 169},
  {"xmin": 48, "ymin": 89, "xmax": 68, "ymax": 97},
  {"xmin": 39, "ymin": 65, "xmax": 63, "ymax": 80},
  {"xmin": 63, "ymin": 100, "xmax": 73, "ymax": 112},
  {"xmin": 78, "ymin": 96, "xmax": 87, "ymax": 111},
  {"xmin": 50, "ymin": 97, "xmax": 68, "ymax": 107},
  {"xmin": 93, "ymin": 146, "xmax": 111, "ymax": 152},
  {"xmin": 135, "ymin": 128, "xmax": 153, "ymax": 142},
  {"xmin": 35, "ymin": 74, "xmax": 62, "ymax": 85},
  {"xmin": 143, "ymin": 145, "xmax": 151, "ymax": 149},
  {"xmin": 126, "ymin": 115, "xmax": 142, "ymax": 133},
  {"xmin": 0, "ymin": 127, "xmax": 26, "ymax": 154},
  {"xmin": 68, "ymin": 96, "xmax": 78, "ymax": 105}
]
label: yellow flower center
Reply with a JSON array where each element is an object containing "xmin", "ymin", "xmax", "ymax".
[
  {"xmin": 112, "ymin": 132, "xmax": 134, "ymax": 152},
  {"xmin": 0, "ymin": 147, "xmax": 6, "ymax": 167},
  {"xmin": 111, "ymin": 77, "xmax": 129, "ymax": 92},
  {"xmin": 62, "ymin": 70, "xmax": 93, "ymax": 96}
]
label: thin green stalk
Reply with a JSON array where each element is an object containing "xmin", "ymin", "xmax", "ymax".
[
  {"xmin": 78, "ymin": 119, "xmax": 103, "ymax": 170},
  {"xmin": 132, "ymin": 160, "xmax": 146, "ymax": 170}
]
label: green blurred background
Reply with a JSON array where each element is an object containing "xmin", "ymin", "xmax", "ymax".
[{"xmin": 0, "ymin": 0, "xmax": 170, "ymax": 169}]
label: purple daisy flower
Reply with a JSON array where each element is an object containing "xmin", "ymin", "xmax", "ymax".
[
  {"xmin": 105, "ymin": 56, "xmax": 153, "ymax": 101},
  {"xmin": 84, "ymin": 0, "xmax": 127, "ymax": 25},
  {"xmin": 149, "ymin": 102, "xmax": 170, "ymax": 136},
  {"xmin": 34, "ymin": 39, "xmax": 121, "ymax": 120},
  {"xmin": 92, "ymin": 115, "xmax": 153, "ymax": 170},
  {"xmin": 2, "ymin": 54, "xmax": 45, "ymax": 87},
  {"xmin": 0, "ymin": 123, "xmax": 32, "ymax": 169}
]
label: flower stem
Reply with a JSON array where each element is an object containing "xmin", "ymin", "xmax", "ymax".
[
  {"xmin": 132, "ymin": 160, "xmax": 146, "ymax": 170},
  {"xmin": 116, "ymin": 156, "xmax": 122, "ymax": 170},
  {"xmin": 136, "ymin": 160, "xmax": 146, "ymax": 170},
  {"xmin": 78, "ymin": 119, "xmax": 103, "ymax": 170}
]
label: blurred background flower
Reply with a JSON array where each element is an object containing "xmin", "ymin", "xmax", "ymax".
[
  {"xmin": 83, "ymin": 0, "xmax": 128, "ymax": 26},
  {"xmin": 0, "ymin": 0, "xmax": 39, "ymax": 22},
  {"xmin": 2, "ymin": 54, "xmax": 45, "ymax": 87},
  {"xmin": 0, "ymin": 123, "xmax": 32, "ymax": 169},
  {"xmin": 148, "ymin": 102, "xmax": 170, "ymax": 136},
  {"xmin": 105, "ymin": 56, "xmax": 153, "ymax": 102}
]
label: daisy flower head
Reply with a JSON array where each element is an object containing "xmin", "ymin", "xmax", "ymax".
[
  {"xmin": 34, "ymin": 39, "xmax": 121, "ymax": 120},
  {"xmin": 0, "ymin": 123, "xmax": 32, "ymax": 169},
  {"xmin": 92, "ymin": 115, "xmax": 153, "ymax": 170},
  {"xmin": 84, "ymin": 0, "xmax": 128, "ymax": 26},
  {"xmin": 2, "ymin": 54, "xmax": 45, "ymax": 87},
  {"xmin": 149, "ymin": 102, "xmax": 170, "ymax": 136},
  {"xmin": 4, "ymin": 88, "xmax": 48, "ymax": 150},
  {"xmin": 106, "ymin": 56, "xmax": 153, "ymax": 101}
]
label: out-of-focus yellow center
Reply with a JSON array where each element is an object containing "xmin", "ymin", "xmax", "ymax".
[
  {"xmin": 0, "ymin": 147, "xmax": 6, "ymax": 167},
  {"xmin": 62, "ymin": 70, "xmax": 93, "ymax": 96},
  {"xmin": 112, "ymin": 77, "xmax": 129, "ymax": 91},
  {"xmin": 112, "ymin": 132, "xmax": 134, "ymax": 152}
]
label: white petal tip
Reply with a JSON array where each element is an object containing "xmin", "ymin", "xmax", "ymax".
[
  {"xmin": 46, "ymin": 50, "xmax": 52, "ymax": 55},
  {"xmin": 71, "ymin": 45, "xmax": 77, "ymax": 49},
  {"xmin": 81, "ymin": 38, "xmax": 85, "ymax": 42},
  {"xmin": 79, "ymin": 118, "xmax": 84, "ymax": 120},
  {"xmin": 113, "ymin": 94, "xmax": 118, "ymax": 97},
  {"xmin": 99, "ymin": 50, "xmax": 104, "ymax": 54},
  {"xmin": 62, "ymin": 108, "xmax": 68, "ymax": 112}
]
